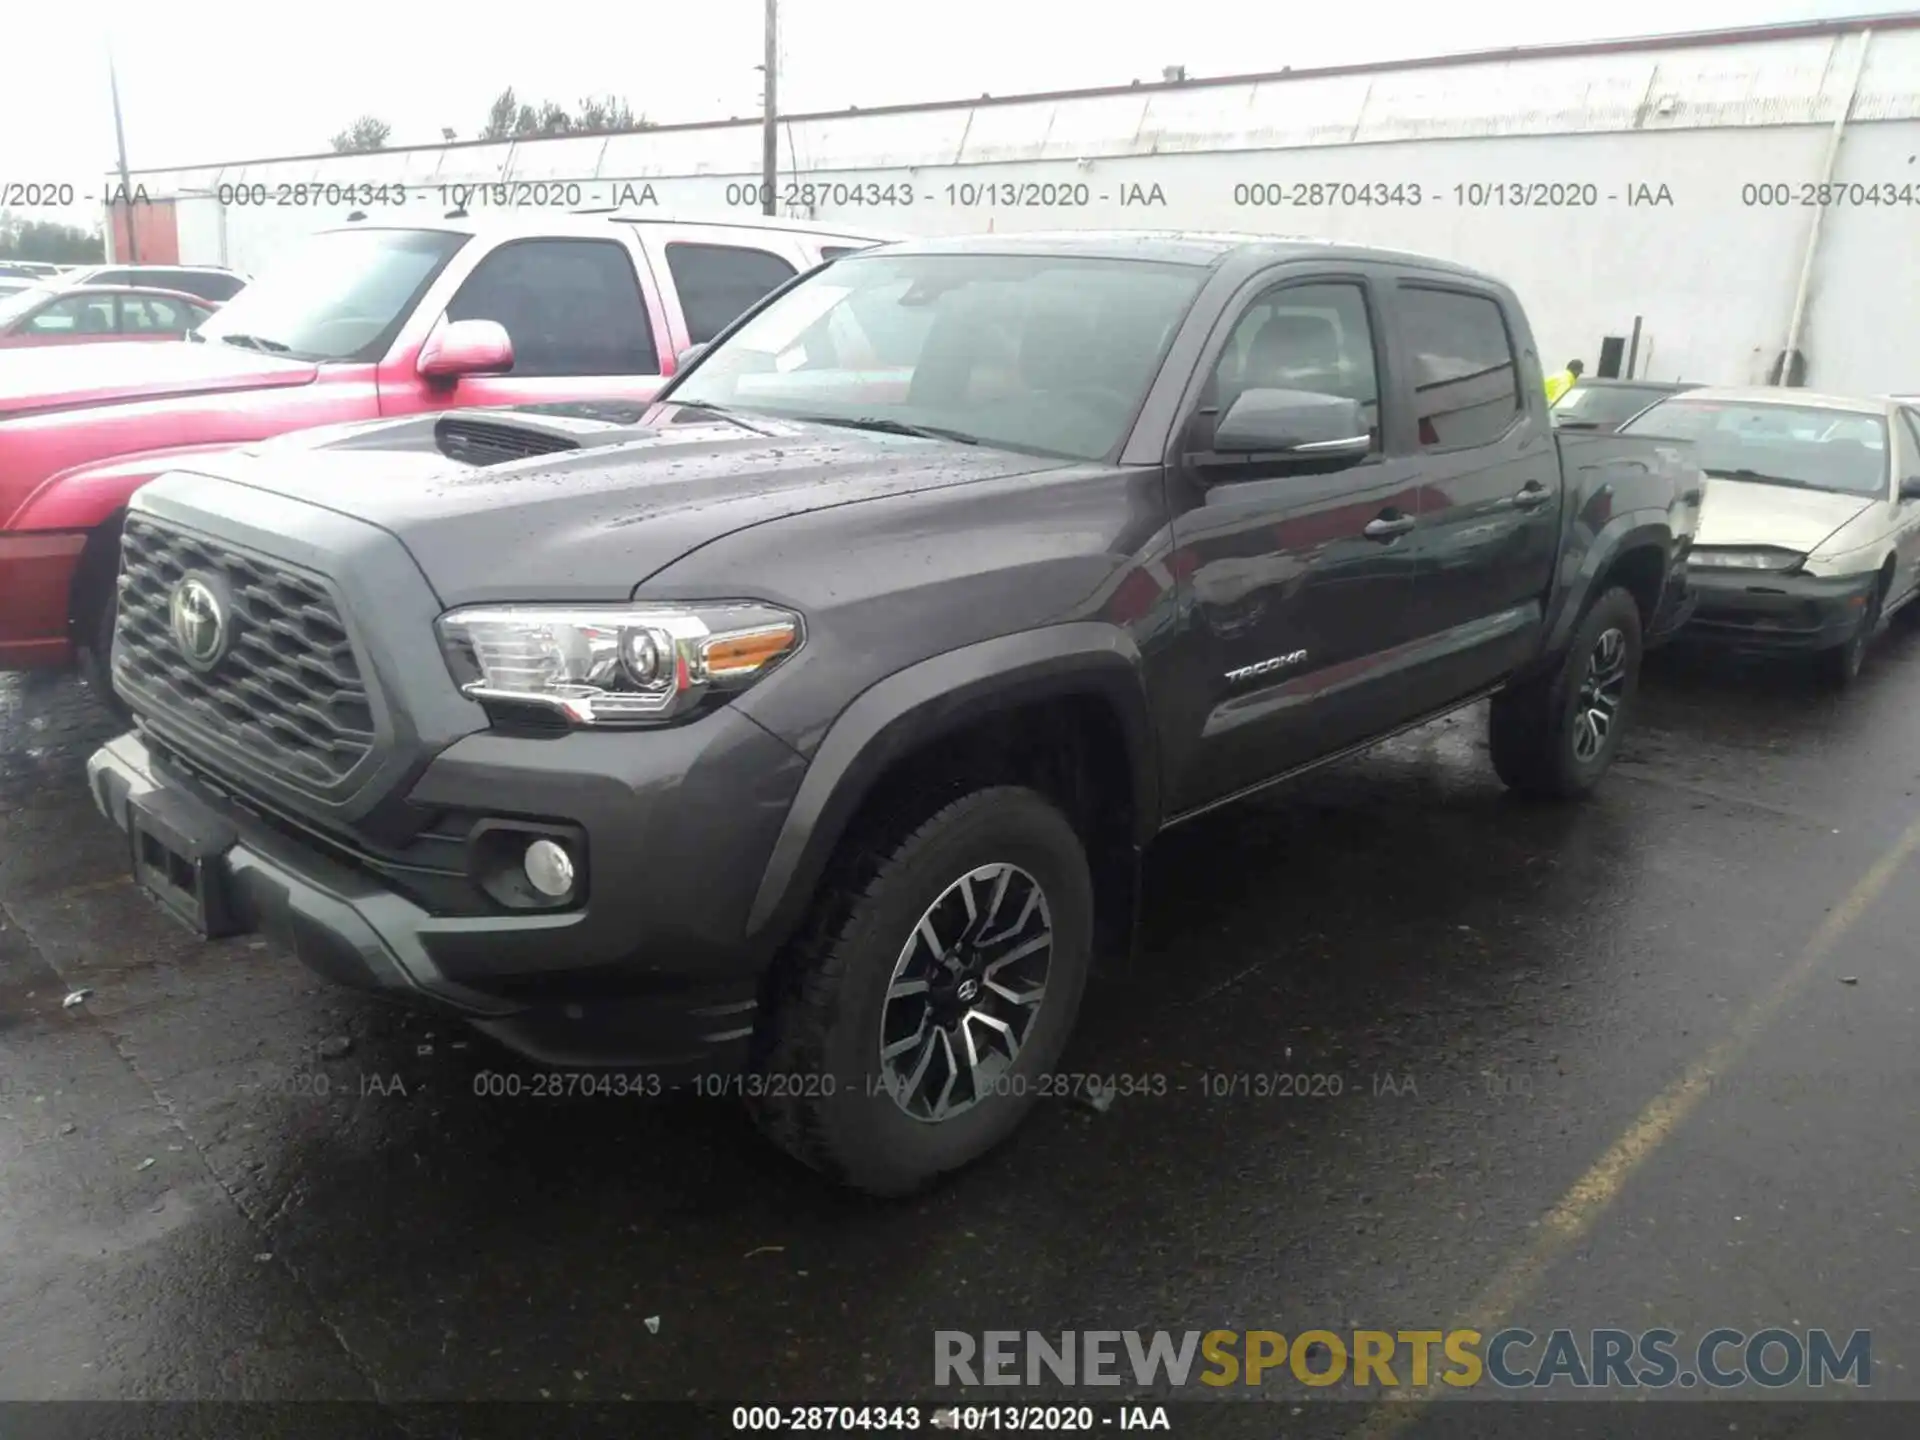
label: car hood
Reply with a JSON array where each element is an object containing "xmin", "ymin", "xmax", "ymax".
[
  {"xmin": 0, "ymin": 339, "xmax": 316, "ymax": 418},
  {"xmin": 161, "ymin": 409, "xmax": 1065, "ymax": 606},
  {"xmin": 1694, "ymin": 476, "xmax": 1878, "ymax": 554}
]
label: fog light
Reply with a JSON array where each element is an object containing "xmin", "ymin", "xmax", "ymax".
[{"xmin": 523, "ymin": 838, "xmax": 575, "ymax": 898}]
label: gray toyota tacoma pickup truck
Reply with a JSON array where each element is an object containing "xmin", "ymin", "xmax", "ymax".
[{"xmin": 86, "ymin": 232, "xmax": 1702, "ymax": 1195}]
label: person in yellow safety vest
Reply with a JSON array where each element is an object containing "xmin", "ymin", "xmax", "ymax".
[{"xmin": 1545, "ymin": 358, "xmax": 1585, "ymax": 406}]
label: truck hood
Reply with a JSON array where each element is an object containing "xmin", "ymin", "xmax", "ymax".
[
  {"xmin": 162, "ymin": 409, "xmax": 1065, "ymax": 605},
  {"xmin": 0, "ymin": 340, "xmax": 316, "ymax": 418},
  {"xmin": 1695, "ymin": 476, "xmax": 1878, "ymax": 554}
]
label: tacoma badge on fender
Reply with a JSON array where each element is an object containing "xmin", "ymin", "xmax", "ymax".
[{"xmin": 1225, "ymin": 650, "xmax": 1309, "ymax": 683}]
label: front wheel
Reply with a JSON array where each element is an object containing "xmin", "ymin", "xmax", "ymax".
[
  {"xmin": 1818, "ymin": 582, "xmax": 1883, "ymax": 689},
  {"xmin": 75, "ymin": 537, "xmax": 131, "ymax": 726},
  {"xmin": 1489, "ymin": 586, "xmax": 1643, "ymax": 800},
  {"xmin": 748, "ymin": 785, "xmax": 1094, "ymax": 1197}
]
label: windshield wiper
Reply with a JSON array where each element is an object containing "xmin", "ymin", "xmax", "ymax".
[
  {"xmin": 215, "ymin": 332, "xmax": 293, "ymax": 354},
  {"xmin": 799, "ymin": 415, "xmax": 980, "ymax": 445}
]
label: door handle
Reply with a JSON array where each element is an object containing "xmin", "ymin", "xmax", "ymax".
[
  {"xmin": 1363, "ymin": 512, "xmax": 1416, "ymax": 540},
  {"xmin": 1510, "ymin": 484, "xmax": 1551, "ymax": 509}
]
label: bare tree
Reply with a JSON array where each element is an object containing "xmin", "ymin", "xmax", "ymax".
[
  {"xmin": 479, "ymin": 88, "xmax": 652, "ymax": 141},
  {"xmin": 481, "ymin": 88, "xmax": 520, "ymax": 142},
  {"xmin": 575, "ymin": 95, "xmax": 654, "ymax": 133},
  {"xmin": 330, "ymin": 116, "xmax": 391, "ymax": 153}
]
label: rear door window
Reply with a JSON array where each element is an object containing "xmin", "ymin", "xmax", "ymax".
[
  {"xmin": 664, "ymin": 242, "xmax": 799, "ymax": 345},
  {"xmin": 119, "ymin": 293, "xmax": 195, "ymax": 332},
  {"xmin": 179, "ymin": 271, "xmax": 246, "ymax": 301},
  {"xmin": 1396, "ymin": 286, "xmax": 1523, "ymax": 449}
]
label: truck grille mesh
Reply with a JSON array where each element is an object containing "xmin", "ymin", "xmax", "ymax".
[{"xmin": 114, "ymin": 513, "xmax": 375, "ymax": 789}]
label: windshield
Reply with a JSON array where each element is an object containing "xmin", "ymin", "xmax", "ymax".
[
  {"xmin": 194, "ymin": 227, "xmax": 469, "ymax": 362},
  {"xmin": 1620, "ymin": 398, "xmax": 1890, "ymax": 497},
  {"xmin": 666, "ymin": 251, "xmax": 1208, "ymax": 460},
  {"xmin": 1552, "ymin": 384, "xmax": 1681, "ymax": 428}
]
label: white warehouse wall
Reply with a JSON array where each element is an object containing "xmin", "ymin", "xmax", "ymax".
[{"xmin": 115, "ymin": 20, "xmax": 1920, "ymax": 392}]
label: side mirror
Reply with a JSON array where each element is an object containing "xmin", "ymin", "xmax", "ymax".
[
  {"xmin": 1210, "ymin": 388, "xmax": 1370, "ymax": 464},
  {"xmin": 675, "ymin": 342, "xmax": 710, "ymax": 372},
  {"xmin": 1900, "ymin": 477, "xmax": 1920, "ymax": 502},
  {"xmin": 417, "ymin": 318, "xmax": 513, "ymax": 381}
]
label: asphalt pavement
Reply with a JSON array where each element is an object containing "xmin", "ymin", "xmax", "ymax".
[{"xmin": 3, "ymin": 626, "xmax": 1919, "ymax": 1437}]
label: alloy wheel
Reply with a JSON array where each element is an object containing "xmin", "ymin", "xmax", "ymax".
[
  {"xmin": 876, "ymin": 863, "xmax": 1054, "ymax": 1123},
  {"xmin": 1572, "ymin": 627, "xmax": 1629, "ymax": 764}
]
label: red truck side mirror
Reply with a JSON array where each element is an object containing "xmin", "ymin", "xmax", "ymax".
[{"xmin": 418, "ymin": 319, "xmax": 514, "ymax": 382}]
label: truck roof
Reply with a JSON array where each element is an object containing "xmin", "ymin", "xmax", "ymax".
[
  {"xmin": 328, "ymin": 211, "xmax": 900, "ymax": 244},
  {"xmin": 867, "ymin": 229, "xmax": 1503, "ymax": 281},
  {"xmin": 1674, "ymin": 386, "xmax": 1900, "ymax": 414},
  {"xmin": 1572, "ymin": 377, "xmax": 1697, "ymax": 389}
]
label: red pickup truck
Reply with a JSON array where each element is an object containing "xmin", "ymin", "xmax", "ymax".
[{"xmin": 0, "ymin": 211, "xmax": 887, "ymax": 687}]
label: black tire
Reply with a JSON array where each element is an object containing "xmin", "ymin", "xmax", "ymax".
[
  {"xmin": 748, "ymin": 785, "xmax": 1095, "ymax": 1197},
  {"xmin": 74, "ymin": 530, "xmax": 131, "ymax": 726},
  {"xmin": 1818, "ymin": 578, "xmax": 1884, "ymax": 689},
  {"xmin": 1489, "ymin": 585, "xmax": 1643, "ymax": 800}
]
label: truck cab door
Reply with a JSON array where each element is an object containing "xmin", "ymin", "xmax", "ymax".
[
  {"xmin": 1161, "ymin": 273, "xmax": 1428, "ymax": 814},
  {"xmin": 378, "ymin": 235, "xmax": 673, "ymax": 416},
  {"xmin": 1379, "ymin": 281, "xmax": 1561, "ymax": 705}
]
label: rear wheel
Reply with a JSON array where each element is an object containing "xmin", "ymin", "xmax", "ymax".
[
  {"xmin": 748, "ymin": 785, "xmax": 1094, "ymax": 1197},
  {"xmin": 1489, "ymin": 586, "xmax": 1643, "ymax": 799}
]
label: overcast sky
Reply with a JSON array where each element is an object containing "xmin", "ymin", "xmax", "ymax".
[{"xmin": 3, "ymin": 0, "xmax": 1882, "ymax": 229}]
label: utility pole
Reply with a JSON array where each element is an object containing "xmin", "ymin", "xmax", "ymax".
[
  {"xmin": 108, "ymin": 45, "xmax": 139, "ymax": 262},
  {"xmin": 761, "ymin": 0, "xmax": 778, "ymax": 216}
]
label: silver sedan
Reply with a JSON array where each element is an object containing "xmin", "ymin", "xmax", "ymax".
[{"xmin": 1618, "ymin": 387, "xmax": 1920, "ymax": 686}]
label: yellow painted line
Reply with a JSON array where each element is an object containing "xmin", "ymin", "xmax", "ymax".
[
  {"xmin": 51, "ymin": 876, "xmax": 132, "ymax": 902},
  {"xmin": 1346, "ymin": 809, "xmax": 1920, "ymax": 1439}
]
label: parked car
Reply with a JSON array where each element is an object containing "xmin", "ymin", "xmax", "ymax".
[
  {"xmin": 85, "ymin": 232, "xmax": 1701, "ymax": 1195},
  {"xmin": 0, "ymin": 212, "xmax": 892, "ymax": 687},
  {"xmin": 1551, "ymin": 377, "xmax": 1701, "ymax": 432},
  {"xmin": 0, "ymin": 279, "xmax": 33, "ymax": 298},
  {"xmin": 0, "ymin": 285, "xmax": 219, "ymax": 347},
  {"xmin": 1619, "ymin": 387, "xmax": 1920, "ymax": 684},
  {"xmin": 0, "ymin": 262, "xmax": 59, "ymax": 281},
  {"xmin": 55, "ymin": 264, "xmax": 249, "ymax": 304}
]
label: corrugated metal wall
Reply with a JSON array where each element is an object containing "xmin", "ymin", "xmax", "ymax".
[{"xmin": 110, "ymin": 21, "xmax": 1920, "ymax": 391}]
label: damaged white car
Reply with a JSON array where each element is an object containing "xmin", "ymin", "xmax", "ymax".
[{"xmin": 1619, "ymin": 388, "xmax": 1920, "ymax": 685}]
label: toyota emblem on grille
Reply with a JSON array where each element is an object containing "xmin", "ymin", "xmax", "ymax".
[{"xmin": 169, "ymin": 572, "xmax": 232, "ymax": 671}]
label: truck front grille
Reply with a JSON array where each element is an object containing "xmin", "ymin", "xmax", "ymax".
[{"xmin": 114, "ymin": 513, "xmax": 376, "ymax": 791}]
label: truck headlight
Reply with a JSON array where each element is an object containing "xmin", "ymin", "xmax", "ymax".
[
  {"xmin": 1688, "ymin": 547, "xmax": 1805, "ymax": 573},
  {"xmin": 436, "ymin": 602, "xmax": 803, "ymax": 726}
]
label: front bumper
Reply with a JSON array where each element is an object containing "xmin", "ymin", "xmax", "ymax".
[
  {"xmin": 86, "ymin": 722, "xmax": 805, "ymax": 1071},
  {"xmin": 1680, "ymin": 566, "xmax": 1877, "ymax": 654}
]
